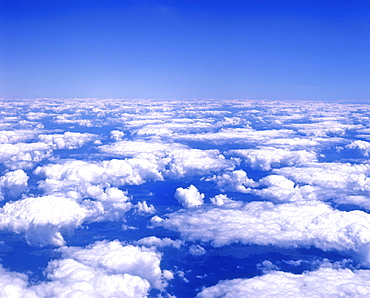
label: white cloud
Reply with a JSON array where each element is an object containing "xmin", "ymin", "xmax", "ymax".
[
  {"xmin": 98, "ymin": 140, "xmax": 234, "ymax": 178},
  {"xmin": 228, "ymin": 147, "xmax": 317, "ymax": 171},
  {"xmin": 0, "ymin": 142, "xmax": 52, "ymax": 170},
  {"xmin": 173, "ymin": 128, "xmax": 295, "ymax": 145},
  {"xmin": 134, "ymin": 126, "xmax": 173, "ymax": 137},
  {"xmin": 0, "ymin": 240, "xmax": 168, "ymax": 297},
  {"xmin": 210, "ymin": 194, "xmax": 233, "ymax": 206},
  {"xmin": 35, "ymin": 159, "xmax": 164, "ymax": 189},
  {"xmin": 272, "ymin": 163, "xmax": 370, "ymax": 206},
  {"xmin": 38, "ymin": 132, "xmax": 97, "ymax": 150},
  {"xmin": 175, "ymin": 185, "xmax": 205, "ymax": 208},
  {"xmin": 197, "ymin": 267, "xmax": 370, "ymax": 297},
  {"xmin": 136, "ymin": 201, "xmax": 156, "ymax": 214},
  {"xmin": 152, "ymin": 200, "xmax": 370, "ymax": 262},
  {"xmin": 135, "ymin": 236, "xmax": 183, "ymax": 249},
  {"xmin": 109, "ymin": 130, "xmax": 125, "ymax": 141},
  {"xmin": 286, "ymin": 121, "xmax": 361, "ymax": 137},
  {"xmin": 253, "ymin": 175, "xmax": 316, "ymax": 203},
  {"xmin": 0, "ymin": 195, "xmax": 98, "ymax": 246},
  {"xmin": 0, "ymin": 130, "xmax": 40, "ymax": 144},
  {"xmin": 189, "ymin": 244, "xmax": 206, "ymax": 256},
  {"xmin": 0, "ymin": 265, "xmax": 37, "ymax": 298},
  {"xmin": 56, "ymin": 240, "xmax": 166, "ymax": 290},
  {"xmin": 0, "ymin": 169, "xmax": 29, "ymax": 199},
  {"xmin": 208, "ymin": 170, "xmax": 258, "ymax": 193},
  {"xmin": 345, "ymin": 140, "xmax": 370, "ymax": 156}
]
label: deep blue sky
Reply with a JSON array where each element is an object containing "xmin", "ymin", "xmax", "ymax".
[{"xmin": 0, "ymin": 0, "xmax": 369, "ymax": 100}]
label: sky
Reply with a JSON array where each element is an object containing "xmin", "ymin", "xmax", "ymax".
[{"xmin": 0, "ymin": 0, "xmax": 369, "ymax": 100}]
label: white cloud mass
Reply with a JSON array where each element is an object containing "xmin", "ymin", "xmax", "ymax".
[{"xmin": 1, "ymin": 99, "xmax": 370, "ymax": 297}]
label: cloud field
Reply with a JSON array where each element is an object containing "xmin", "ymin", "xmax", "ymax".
[{"xmin": 0, "ymin": 99, "xmax": 370, "ymax": 297}]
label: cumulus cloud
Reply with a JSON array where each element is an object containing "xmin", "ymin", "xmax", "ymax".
[
  {"xmin": 0, "ymin": 142, "xmax": 52, "ymax": 170},
  {"xmin": 345, "ymin": 140, "xmax": 370, "ymax": 156},
  {"xmin": 35, "ymin": 159, "xmax": 164, "ymax": 189},
  {"xmin": 135, "ymin": 236, "xmax": 183, "ymax": 249},
  {"xmin": 197, "ymin": 267, "xmax": 370, "ymax": 297},
  {"xmin": 98, "ymin": 140, "xmax": 234, "ymax": 178},
  {"xmin": 253, "ymin": 175, "xmax": 317, "ymax": 203},
  {"xmin": 0, "ymin": 130, "xmax": 40, "ymax": 144},
  {"xmin": 175, "ymin": 185, "xmax": 205, "ymax": 208},
  {"xmin": 0, "ymin": 240, "xmax": 168, "ymax": 297},
  {"xmin": 208, "ymin": 170, "xmax": 258, "ymax": 193},
  {"xmin": 136, "ymin": 200, "xmax": 156, "ymax": 214},
  {"xmin": 0, "ymin": 169, "xmax": 29, "ymax": 199},
  {"xmin": 109, "ymin": 130, "xmax": 125, "ymax": 141},
  {"xmin": 173, "ymin": 127, "xmax": 295, "ymax": 145},
  {"xmin": 0, "ymin": 195, "xmax": 98, "ymax": 246},
  {"xmin": 272, "ymin": 163, "xmax": 370, "ymax": 207},
  {"xmin": 152, "ymin": 200, "xmax": 370, "ymax": 262},
  {"xmin": 286, "ymin": 121, "xmax": 361, "ymax": 137},
  {"xmin": 38, "ymin": 132, "xmax": 97, "ymax": 150},
  {"xmin": 228, "ymin": 147, "xmax": 317, "ymax": 171},
  {"xmin": 56, "ymin": 240, "xmax": 166, "ymax": 290},
  {"xmin": 210, "ymin": 194, "xmax": 233, "ymax": 206}
]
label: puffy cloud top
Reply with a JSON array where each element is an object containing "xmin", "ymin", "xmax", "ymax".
[{"xmin": 175, "ymin": 185, "xmax": 205, "ymax": 208}]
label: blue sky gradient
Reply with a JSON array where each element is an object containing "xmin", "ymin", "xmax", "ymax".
[{"xmin": 0, "ymin": 0, "xmax": 369, "ymax": 100}]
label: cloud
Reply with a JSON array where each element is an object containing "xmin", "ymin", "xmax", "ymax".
[
  {"xmin": 197, "ymin": 267, "xmax": 370, "ymax": 297},
  {"xmin": 175, "ymin": 185, "xmax": 205, "ymax": 208},
  {"xmin": 253, "ymin": 175, "xmax": 316, "ymax": 203},
  {"xmin": 345, "ymin": 140, "xmax": 370, "ymax": 156},
  {"xmin": 173, "ymin": 128, "xmax": 295, "ymax": 145},
  {"xmin": 0, "ymin": 240, "xmax": 168, "ymax": 297},
  {"xmin": 56, "ymin": 240, "xmax": 166, "ymax": 290},
  {"xmin": 0, "ymin": 142, "xmax": 52, "ymax": 170},
  {"xmin": 272, "ymin": 163, "xmax": 370, "ymax": 207},
  {"xmin": 0, "ymin": 195, "xmax": 97, "ymax": 246},
  {"xmin": 227, "ymin": 147, "xmax": 317, "ymax": 171},
  {"xmin": 38, "ymin": 132, "xmax": 97, "ymax": 150},
  {"xmin": 0, "ymin": 130, "xmax": 41, "ymax": 144},
  {"xmin": 210, "ymin": 194, "xmax": 233, "ymax": 206},
  {"xmin": 286, "ymin": 121, "xmax": 361, "ymax": 137},
  {"xmin": 135, "ymin": 236, "xmax": 183, "ymax": 249},
  {"xmin": 35, "ymin": 159, "xmax": 164, "ymax": 189},
  {"xmin": 109, "ymin": 130, "xmax": 125, "ymax": 141},
  {"xmin": 98, "ymin": 140, "xmax": 234, "ymax": 178},
  {"xmin": 0, "ymin": 169, "xmax": 29, "ymax": 199},
  {"xmin": 208, "ymin": 170, "xmax": 258, "ymax": 193},
  {"xmin": 152, "ymin": 200, "xmax": 370, "ymax": 262}
]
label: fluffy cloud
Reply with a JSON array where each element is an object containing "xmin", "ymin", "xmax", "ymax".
[
  {"xmin": 109, "ymin": 130, "xmax": 125, "ymax": 141},
  {"xmin": 35, "ymin": 159, "xmax": 164, "ymax": 189},
  {"xmin": 208, "ymin": 170, "xmax": 258, "ymax": 193},
  {"xmin": 0, "ymin": 195, "xmax": 98, "ymax": 246},
  {"xmin": 175, "ymin": 185, "xmax": 205, "ymax": 208},
  {"xmin": 38, "ymin": 132, "xmax": 97, "ymax": 149},
  {"xmin": 0, "ymin": 169, "xmax": 29, "ymax": 199},
  {"xmin": 273, "ymin": 163, "xmax": 370, "ymax": 206},
  {"xmin": 345, "ymin": 140, "xmax": 370, "ymax": 156},
  {"xmin": 253, "ymin": 175, "xmax": 316, "ymax": 203},
  {"xmin": 228, "ymin": 147, "xmax": 317, "ymax": 171},
  {"xmin": 197, "ymin": 267, "xmax": 370, "ymax": 297},
  {"xmin": 152, "ymin": 200, "xmax": 370, "ymax": 262},
  {"xmin": 135, "ymin": 236, "xmax": 183, "ymax": 249},
  {"xmin": 286, "ymin": 120, "xmax": 361, "ymax": 137},
  {"xmin": 0, "ymin": 142, "xmax": 52, "ymax": 170},
  {"xmin": 174, "ymin": 128, "xmax": 295, "ymax": 145},
  {"xmin": 0, "ymin": 240, "xmax": 168, "ymax": 297},
  {"xmin": 56, "ymin": 240, "xmax": 166, "ymax": 290},
  {"xmin": 98, "ymin": 140, "xmax": 234, "ymax": 178},
  {"xmin": 0, "ymin": 130, "xmax": 40, "ymax": 144}
]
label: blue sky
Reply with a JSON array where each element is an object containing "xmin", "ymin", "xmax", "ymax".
[{"xmin": 0, "ymin": 0, "xmax": 369, "ymax": 100}]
